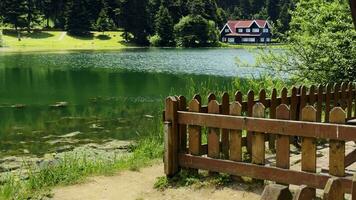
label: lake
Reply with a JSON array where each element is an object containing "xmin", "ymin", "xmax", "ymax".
[{"xmin": 0, "ymin": 48, "xmax": 264, "ymax": 157}]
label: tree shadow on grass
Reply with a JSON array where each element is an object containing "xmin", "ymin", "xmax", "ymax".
[
  {"xmin": 3, "ymin": 30, "xmax": 55, "ymax": 39},
  {"xmin": 96, "ymin": 34, "xmax": 111, "ymax": 40},
  {"xmin": 68, "ymin": 33, "xmax": 94, "ymax": 40}
]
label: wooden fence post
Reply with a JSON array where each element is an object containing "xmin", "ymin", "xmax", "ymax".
[
  {"xmin": 221, "ymin": 92, "xmax": 230, "ymax": 159},
  {"xmin": 229, "ymin": 101, "xmax": 242, "ymax": 162},
  {"xmin": 316, "ymin": 85, "xmax": 324, "ymax": 122},
  {"xmin": 348, "ymin": 82, "xmax": 354, "ymax": 119},
  {"xmin": 269, "ymin": 88, "xmax": 278, "ymax": 150},
  {"xmin": 252, "ymin": 103, "xmax": 265, "ymax": 165},
  {"xmin": 352, "ymin": 173, "xmax": 356, "ymax": 200},
  {"xmin": 276, "ymin": 104, "xmax": 290, "ymax": 173},
  {"xmin": 328, "ymin": 107, "xmax": 346, "ymax": 199},
  {"xmin": 325, "ymin": 84, "xmax": 332, "ymax": 123},
  {"xmin": 164, "ymin": 96, "xmax": 179, "ymax": 177},
  {"xmin": 301, "ymin": 105, "xmax": 317, "ymax": 198}
]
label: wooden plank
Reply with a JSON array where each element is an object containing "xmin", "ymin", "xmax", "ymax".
[
  {"xmin": 276, "ymin": 104, "xmax": 290, "ymax": 170},
  {"xmin": 247, "ymin": 90, "xmax": 254, "ymax": 154},
  {"xmin": 208, "ymin": 93, "xmax": 216, "ymax": 102},
  {"xmin": 352, "ymin": 173, "xmax": 356, "ymax": 200},
  {"xmin": 301, "ymin": 105, "xmax": 317, "ymax": 198},
  {"xmin": 290, "ymin": 87, "xmax": 298, "ymax": 120},
  {"xmin": 346, "ymin": 149, "xmax": 356, "ymax": 167},
  {"xmin": 299, "ymin": 86, "xmax": 307, "ymax": 119},
  {"xmin": 221, "ymin": 92, "xmax": 230, "ymax": 159},
  {"xmin": 309, "ymin": 85, "xmax": 316, "ymax": 106},
  {"xmin": 341, "ymin": 82, "xmax": 348, "ymax": 109},
  {"xmin": 235, "ymin": 91, "xmax": 243, "ymax": 103},
  {"xmin": 294, "ymin": 185, "xmax": 316, "ymax": 200},
  {"xmin": 281, "ymin": 88, "xmax": 288, "ymax": 104},
  {"xmin": 193, "ymin": 94, "xmax": 202, "ymax": 104},
  {"xmin": 178, "ymin": 96, "xmax": 187, "ymax": 152},
  {"xmin": 316, "ymin": 85, "xmax": 324, "ymax": 122},
  {"xmin": 177, "ymin": 111, "xmax": 356, "ymax": 141},
  {"xmin": 269, "ymin": 89, "xmax": 278, "ymax": 150},
  {"xmin": 323, "ymin": 178, "xmax": 343, "ymax": 200},
  {"xmin": 334, "ymin": 83, "xmax": 341, "ymax": 107},
  {"xmin": 188, "ymin": 99, "xmax": 201, "ymax": 156},
  {"xmin": 348, "ymin": 83, "xmax": 354, "ymax": 119},
  {"xmin": 178, "ymin": 154, "xmax": 353, "ymax": 194},
  {"xmin": 260, "ymin": 184, "xmax": 292, "ymax": 200},
  {"xmin": 164, "ymin": 96, "xmax": 179, "ymax": 177},
  {"xmin": 252, "ymin": 103, "xmax": 265, "ymax": 166},
  {"xmin": 329, "ymin": 107, "xmax": 346, "ymax": 179},
  {"xmin": 260, "ymin": 89, "xmax": 267, "ymax": 107},
  {"xmin": 208, "ymin": 100, "xmax": 220, "ymax": 160},
  {"xmin": 229, "ymin": 102, "xmax": 242, "ymax": 162},
  {"xmin": 325, "ymin": 84, "xmax": 332, "ymax": 123}
]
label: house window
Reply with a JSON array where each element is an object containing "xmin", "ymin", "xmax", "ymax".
[
  {"xmin": 228, "ymin": 38, "xmax": 235, "ymax": 43},
  {"xmin": 238, "ymin": 28, "xmax": 243, "ymax": 33},
  {"xmin": 260, "ymin": 38, "xmax": 265, "ymax": 42},
  {"xmin": 242, "ymin": 38, "xmax": 248, "ymax": 42},
  {"xmin": 263, "ymin": 28, "xmax": 269, "ymax": 33},
  {"xmin": 225, "ymin": 28, "xmax": 230, "ymax": 33},
  {"xmin": 248, "ymin": 38, "xmax": 255, "ymax": 42},
  {"xmin": 266, "ymin": 38, "xmax": 271, "ymax": 42},
  {"xmin": 246, "ymin": 28, "xmax": 251, "ymax": 33},
  {"xmin": 252, "ymin": 28, "xmax": 259, "ymax": 33}
]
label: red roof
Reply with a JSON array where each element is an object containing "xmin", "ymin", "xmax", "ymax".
[
  {"xmin": 222, "ymin": 20, "xmax": 270, "ymax": 34},
  {"xmin": 226, "ymin": 33, "xmax": 262, "ymax": 37}
]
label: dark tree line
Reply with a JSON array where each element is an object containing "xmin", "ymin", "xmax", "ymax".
[{"xmin": 0, "ymin": 0, "xmax": 296, "ymax": 45}]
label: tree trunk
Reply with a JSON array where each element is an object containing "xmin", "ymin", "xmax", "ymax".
[{"xmin": 351, "ymin": 0, "xmax": 356, "ymax": 30}]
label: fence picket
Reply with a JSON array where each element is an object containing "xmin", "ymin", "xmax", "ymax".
[
  {"xmin": 252, "ymin": 103, "xmax": 265, "ymax": 166},
  {"xmin": 309, "ymin": 85, "xmax": 316, "ymax": 106},
  {"xmin": 299, "ymin": 86, "xmax": 307, "ymax": 119},
  {"xmin": 341, "ymin": 82, "xmax": 348, "ymax": 109},
  {"xmin": 188, "ymin": 99, "xmax": 201, "ymax": 156},
  {"xmin": 178, "ymin": 96, "xmax": 187, "ymax": 152},
  {"xmin": 323, "ymin": 178, "xmax": 343, "ymax": 200},
  {"xmin": 276, "ymin": 104, "xmax": 290, "ymax": 171},
  {"xmin": 247, "ymin": 90, "xmax": 254, "ymax": 154},
  {"xmin": 301, "ymin": 105, "xmax": 317, "ymax": 198},
  {"xmin": 325, "ymin": 84, "xmax": 332, "ymax": 123},
  {"xmin": 229, "ymin": 102, "xmax": 242, "ymax": 162},
  {"xmin": 208, "ymin": 100, "xmax": 220, "ymax": 161},
  {"xmin": 269, "ymin": 89, "xmax": 277, "ymax": 150},
  {"xmin": 221, "ymin": 92, "xmax": 230, "ymax": 159},
  {"xmin": 316, "ymin": 85, "xmax": 324, "ymax": 122},
  {"xmin": 208, "ymin": 93, "xmax": 216, "ymax": 102},
  {"xmin": 281, "ymin": 87, "xmax": 288, "ymax": 104},
  {"xmin": 334, "ymin": 83, "xmax": 341, "ymax": 107},
  {"xmin": 290, "ymin": 87, "xmax": 298, "ymax": 120},
  {"xmin": 235, "ymin": 91, "xmax": 243, "ymax": 103},
  {"xmin": 348, "ymin": 83, "xmax": 354, "ymax": 119}
]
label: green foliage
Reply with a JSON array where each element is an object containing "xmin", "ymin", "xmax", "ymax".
[
  {"xmin": 154, "ymin": 4, "xmax": 175, "ymax": 46},
  {"xmin": 0, "ymin": 29, "xmax": 3, "ymax": 47},
  {"xmin": 174, "ymin": 15, "xmax": 219, "ymax": 47},
  {"xmin": 96, "ymin": 6, "xmax": 115, "ymax": 34},
  {"xmin": 149, "ymin": 34, "xmax": 161, "ymax": 47},
  {"xmin": 260, "ymin": 0, "xmax": 356, "ymax": 84},
  {"xmin": 65, "ymin": 0, "xmax": 92, "ymax": 36}
]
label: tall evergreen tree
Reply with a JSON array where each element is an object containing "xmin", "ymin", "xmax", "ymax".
[
  {"xmin": 239, "ymin": 0, "xmax": 251, "ymax": 18},
  {"xmin": 65, "ymin": 0, "xmax": 92, "ymax": 35},
  {"xmin": 1, "ymin": 0, "xmax": 28, "ymax": 30},
  {"xmin": 266, "ymin": 0, "xmax": 279, "ymax": 21},
  {"xmin": 155, "ymin": 4, "xmax": 174, "ymax": 46}
]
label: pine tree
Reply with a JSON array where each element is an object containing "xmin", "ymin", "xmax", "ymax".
[
  {"xmin": 96, "ymin": 4, "xmax": 115, "ymax": 34},
  {"xmin": 1, "ymin": 0, "xmax": 28, "ymax": 31},
  {"xmin": 266, "ymin": 0, "xmax": 279, "ymax": 21},
  {"xmin": 65, "ymin": 0, "xmax": 92, "ymax": 35},
  {"xmin": 239, "ymin": 0, "xmax": 251, "ymax": 18},
  {"xmin": 155, "ymin": 4, "xmax": 174, "ymax": 46}
]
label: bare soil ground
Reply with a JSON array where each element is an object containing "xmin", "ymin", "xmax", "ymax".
[{"xmin": 51, "ymin": 163, "xmax": 263, "ymax": 200}]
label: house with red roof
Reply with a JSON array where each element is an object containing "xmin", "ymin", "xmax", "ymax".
[{"xmin": 220, "ymin": 19, "xmax": 272, "ymax": 44}]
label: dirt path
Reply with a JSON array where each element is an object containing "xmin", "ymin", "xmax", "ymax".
[{"xmin": 52, "ymin": 163, "xmax": 262, "ymax": 200}]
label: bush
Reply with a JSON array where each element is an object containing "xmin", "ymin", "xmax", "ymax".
[
  {"xmin": 174, "ymin": 15, "xmax": 219, "ymax": 47},
  {"xmin": 149, "ymin": 34, "xmax": 161, "ymax": 47}
]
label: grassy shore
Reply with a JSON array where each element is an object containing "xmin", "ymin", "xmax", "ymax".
[{"xmin": 0, "ymin": 31, "xmax": 132, "ymax": 52}]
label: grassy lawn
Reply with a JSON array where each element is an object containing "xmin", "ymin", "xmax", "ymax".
[{"xmin": 1, "ymin": 31, "xmax": 132, "ymax": 52}]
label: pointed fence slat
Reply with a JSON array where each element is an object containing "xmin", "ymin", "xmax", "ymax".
[
  {"xmin": 323, "ymin": 178, "xmax": 343, "ymax": 200},
  {"xmin": 290, "ymin": 87, "xmax": 298, "ymax": 120},
  {"xmin": 316, "ymin": 85, "xmax": 324, "ymax": 122},
  {"xmin": 208, "ymin": 93, "xmax": 216, "ymax": 103},
  {"xmin": 208, "ymin": 100, "xmax": 220, "ymax": 160},
  {"xmin": 299, "ymin": 86, "xmax": 308, "ymax": 120},
  {"xmin": 252, "ymin": 103, "xmax": 265, "ymax": 166},
  {"xmin": 229, "ymin": 102, "xmax": 242, "ymax": 162},
  {"xmin": 348, "ymin": 83, "xmax": 354, "ymax": 119},
  {"xmin": 301, "ymin": 105, "xmax": 317, "ymax": 198},
  {"xmin": 325, "ymin": 84, "xmax": 332, "ymax": 123},
  {"xmin": 188, "ymin": 99, "xmax": 201, "ymax": 157},
  {"xmin": 309, "ymin": 85, "xmax": 316, "ymax": 106},
  {"xmin": 247, "ymin": 90, "xmax": 254, "ymax": 154},
  {"xmin": 269, "ymin": 89, "xmax": 278, "ymax": 150},
  {"xmin": 281, "ymin": 88, "xmax": 288, "ymax": 104},
  {"xmin": 334, "ymin": 83, "xmax": 341, "ymax": 107},
  {"xmin": 341, "ymin": 82, "xmax": 348, "ymax": 109},
  {"xmin": 221, "ymin": 92, "xmax": 230, "ymax": 159},
  {"xmin": 276, "ymin": 104, "xmax": 290, "ymax": 171},
  {"xmin": 178, "ymin": 96, "xmax": 187, "ymax": 152}
]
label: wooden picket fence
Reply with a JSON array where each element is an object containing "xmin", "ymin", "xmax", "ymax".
[{"xmin": 163, "ymin": 82, "xmax": 356, "ymax": 200}]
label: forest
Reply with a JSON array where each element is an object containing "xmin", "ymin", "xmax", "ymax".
[{"xmin": 0, "ymin": 0, "xmax": 295, "ymax": 46}]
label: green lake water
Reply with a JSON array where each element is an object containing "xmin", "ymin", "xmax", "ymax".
[{"xmin": 0, "ymin": 48, "xmax": 263, "ymax": 157}]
